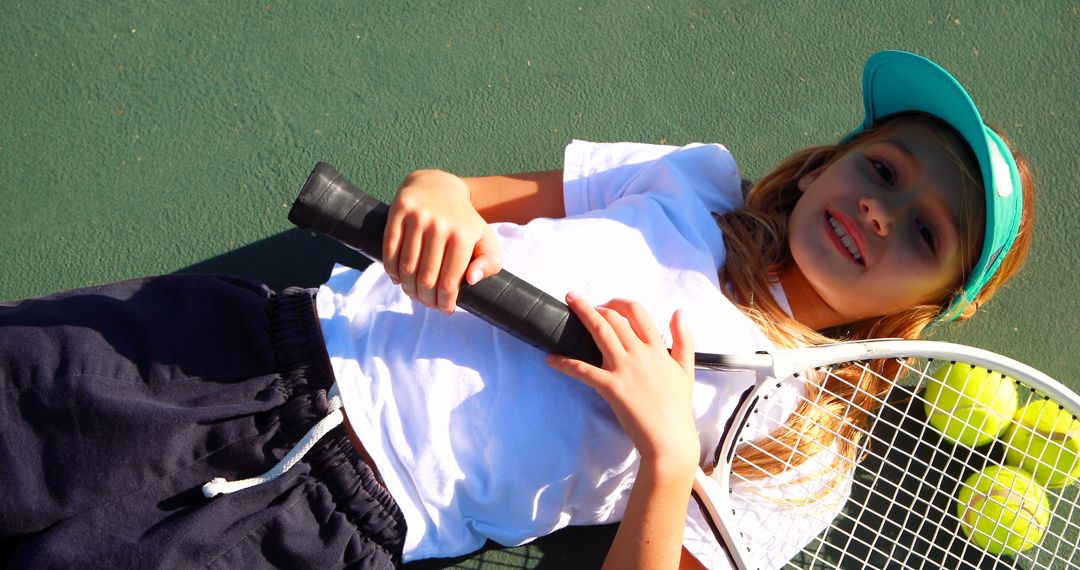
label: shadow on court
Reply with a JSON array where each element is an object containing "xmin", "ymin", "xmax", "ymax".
[{"xmin": 173, "ymin": 229, "xmax": 370, "ymax": 290}]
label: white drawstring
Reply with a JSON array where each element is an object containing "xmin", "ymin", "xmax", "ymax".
[{"xmin": 202, "ymin": 384, "xmax": 344, "ymax": 499}]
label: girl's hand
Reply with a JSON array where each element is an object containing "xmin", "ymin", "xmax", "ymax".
[
  {"xmin": 383, "ymin": 169, "xmax": 503, "ymax": 314},
  {"xmin": 549, "ymin": 294, "xmax": 701, "ymax": 568},
  {"xmin": 547, "ymin": 293, "xmax": 699, "ymax": 469}
]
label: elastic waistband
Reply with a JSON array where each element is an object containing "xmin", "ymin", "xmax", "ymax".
[
  {"xmin": 309, "ymin": 426, "xmax": 407, "ymax": 556},
  {"xmin": 269, "ymin": 286, "xmax": 335, "ymax": 397},
  {"xmin": 264, "ymin": 285, "xmax": 347, "ymax": 444},
  {"xmin": 207, "ymin": 285, "xmax": 406, "ymax": 557}
]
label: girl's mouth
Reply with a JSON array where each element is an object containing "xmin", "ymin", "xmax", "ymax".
[{"xmin": 826, "ymin": 213, "xmax": 865, "ymax": 266}]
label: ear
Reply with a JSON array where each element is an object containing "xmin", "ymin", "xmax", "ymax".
[{"xmin": 797, "ymin": 168, "xmax": 822, "ymax": 192}]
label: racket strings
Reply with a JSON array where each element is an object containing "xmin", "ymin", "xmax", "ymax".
[
  {"xmin": 728, "ymin": 371, "xmax": 918, "ymax": 566},
  {"xmin": 739, "ymin": 357, "xmax": 1080, "ymax": 569},
  {"xmin": 721, "ymin": 358, "xmax": 1075, "ymax": 565},
  {"xmin": 865, "ymin": 361, "xmax": 1071, "ymax": 568},
  {"xmin": 731, "ymin": 359, "xmax": 890, "ymax": 483},
  {"xmin": 730, "ymin": 362, "xmax": 909, "ymax": 563},
  {"xmin": 735, "ymin": 361, "xmax": 922, "ymax": 485},
  {"xmin": 861, "ymin": 360, "xmax": 996, "ymax": 567},
  {"xmin": 928, "ymin": 367, "xmax": 1080, "ymax": 567}
]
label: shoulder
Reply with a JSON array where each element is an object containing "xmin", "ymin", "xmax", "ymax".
[
  {"xmin": 565, "ymin": 140, "xmax": 739, "ymax": 178},
  {"xmin": 564, "ymin": 140, "xmax": 744, "ymax": 216}
]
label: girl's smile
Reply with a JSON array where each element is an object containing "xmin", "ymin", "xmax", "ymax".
[
  {"xmin": 824, "ymin": 210, "xmax": 866, "ymax": 266},
  {"xmin": 781, "ymin": 123, "xmax": 986, "ymax": 329}
]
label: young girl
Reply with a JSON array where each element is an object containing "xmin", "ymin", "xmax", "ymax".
[{"xmin": 0, "ymin": 50, "xmax": 1033, "ymax": 569}]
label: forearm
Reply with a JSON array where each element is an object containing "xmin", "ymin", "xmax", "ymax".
[
  {"xmin": 462, "ymin": 170, "xmax": 565, "ymax": 224},
  {"xmin": 394, "ymin": 168, "xmax": 564, "ymax": 226},
  {"xmin": 603, "ymin": 454, "xmax": 697, "ymax": 569}
]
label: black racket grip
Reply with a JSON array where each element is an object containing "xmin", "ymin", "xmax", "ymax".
[{"xmin": 288, "ymin": 162, "xmax": 603, "ymax": 366}]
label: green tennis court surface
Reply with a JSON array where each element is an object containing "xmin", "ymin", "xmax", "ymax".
[{"xmin": 3, "ymin": 2, "xmax": 1077, "ymax": 567}]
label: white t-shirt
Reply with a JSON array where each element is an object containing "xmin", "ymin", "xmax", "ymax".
[{"xmin": 317, "ymin": 141, "xmax": 828, "ymax": 567}]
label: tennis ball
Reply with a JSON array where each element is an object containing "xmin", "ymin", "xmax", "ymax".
[
  {"xmin": 956, "ymin": 465, "xmax": 1051, "ymax": 556},
  {"xmin": 1002, "ymin": 400, "xmax": 1080, "ymax": 489},
  {"xmin": 924, "ymin": 363, "xmax": 1018, "ymax": 448}
]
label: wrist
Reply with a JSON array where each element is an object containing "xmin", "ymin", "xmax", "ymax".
[
  {"xmin": 636, "ymin": 420, "xmax": 700, "ymax": 475},
  {"xmin": 404, "ymin": 169, "xmax": 470, "ymax": 200},
  {"xmin": 637, "ymin": 445, "xmax": 699, "ymax": 486}
]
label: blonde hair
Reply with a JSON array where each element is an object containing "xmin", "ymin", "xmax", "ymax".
[{"xmin": 716, "ymin": 113, "xmax": 1036, "ymax": 480}]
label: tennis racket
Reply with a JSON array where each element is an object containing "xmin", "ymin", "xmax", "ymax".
[
  {"xmin": 289, "ymin": 163, "xmax": 1080, "ymax": 569},
  {"xmin": 691, "ymin": 341, "xmax": 1080, "ymax": 570}
]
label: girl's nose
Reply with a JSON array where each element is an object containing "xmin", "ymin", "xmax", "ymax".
[{"xmin": 859, "ymin": 196, "xmax": 898, "ymax": 236}]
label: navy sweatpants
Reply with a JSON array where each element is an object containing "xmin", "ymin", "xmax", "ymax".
[{"xmin": 0, "ymin": 275, "xmax": 406, "ymax": 569}]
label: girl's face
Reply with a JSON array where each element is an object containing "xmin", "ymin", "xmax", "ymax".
[{"xmin": 782, "ymin": 123, "xmax": 984, "ymax": 329}]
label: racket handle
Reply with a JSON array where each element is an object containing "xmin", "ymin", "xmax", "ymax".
[{"xmin": 288, "ymin": 162, "xmax": 603, "ymax": 367}]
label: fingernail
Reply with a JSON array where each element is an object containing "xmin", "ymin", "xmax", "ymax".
[
  {"xmin": 468, "ymin": 267, "xmax": 484, "ymax": 284},
  {"xmin": 566, "ymin": 291, "xmax": 580, "ymax": 301}
]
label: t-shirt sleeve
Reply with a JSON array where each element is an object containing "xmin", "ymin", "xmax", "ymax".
[{"xmin": 562, "ymin": 140, "xmax": 743, "ymax": 218}]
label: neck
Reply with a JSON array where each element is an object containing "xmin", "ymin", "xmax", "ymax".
[{"xmin": 776, "ymin": 266, "xmax": 847, "ymax": 332}]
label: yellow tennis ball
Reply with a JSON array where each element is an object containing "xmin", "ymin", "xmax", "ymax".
[
  {"xmin": 1003, "ymin": 400, "xmax": 1080, "ymax": 489},
  {"xmin": 956, "ymin": 465, "xmax": 1051, "ymax": 556},
  {"xmin": 924, "ymin": 363, "xmax": 1018, "ymax": 448}
]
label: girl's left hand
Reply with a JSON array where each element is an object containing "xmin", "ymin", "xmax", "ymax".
[{"xmin": 546, "ymin": 292, "xmax": 699, "ymax": 468}]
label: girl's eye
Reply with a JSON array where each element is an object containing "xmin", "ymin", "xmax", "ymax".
[
  {"xmin": 917, "ymin": 220, "xmax": 936, "ymax": 253},
  {"xmin": 869, "ymin": 158, "xmax": 896, "ymax": 186}
]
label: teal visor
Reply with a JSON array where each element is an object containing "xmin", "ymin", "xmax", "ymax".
[{"xmin": 847, "ymin": 51, "xmax": 1023, "ymax": 322}]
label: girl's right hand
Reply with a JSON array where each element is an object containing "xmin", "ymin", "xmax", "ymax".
[
  {"xmin": 548, "ymin": 294, "xmax": 699, "ymax": 569},
  {"xmin": 383, "ymin": 169, "xmax": 503, "ymax": 314},
  {"xmin": 547, "ymin": 293, "xmax": 699, "ymax": 469}
]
